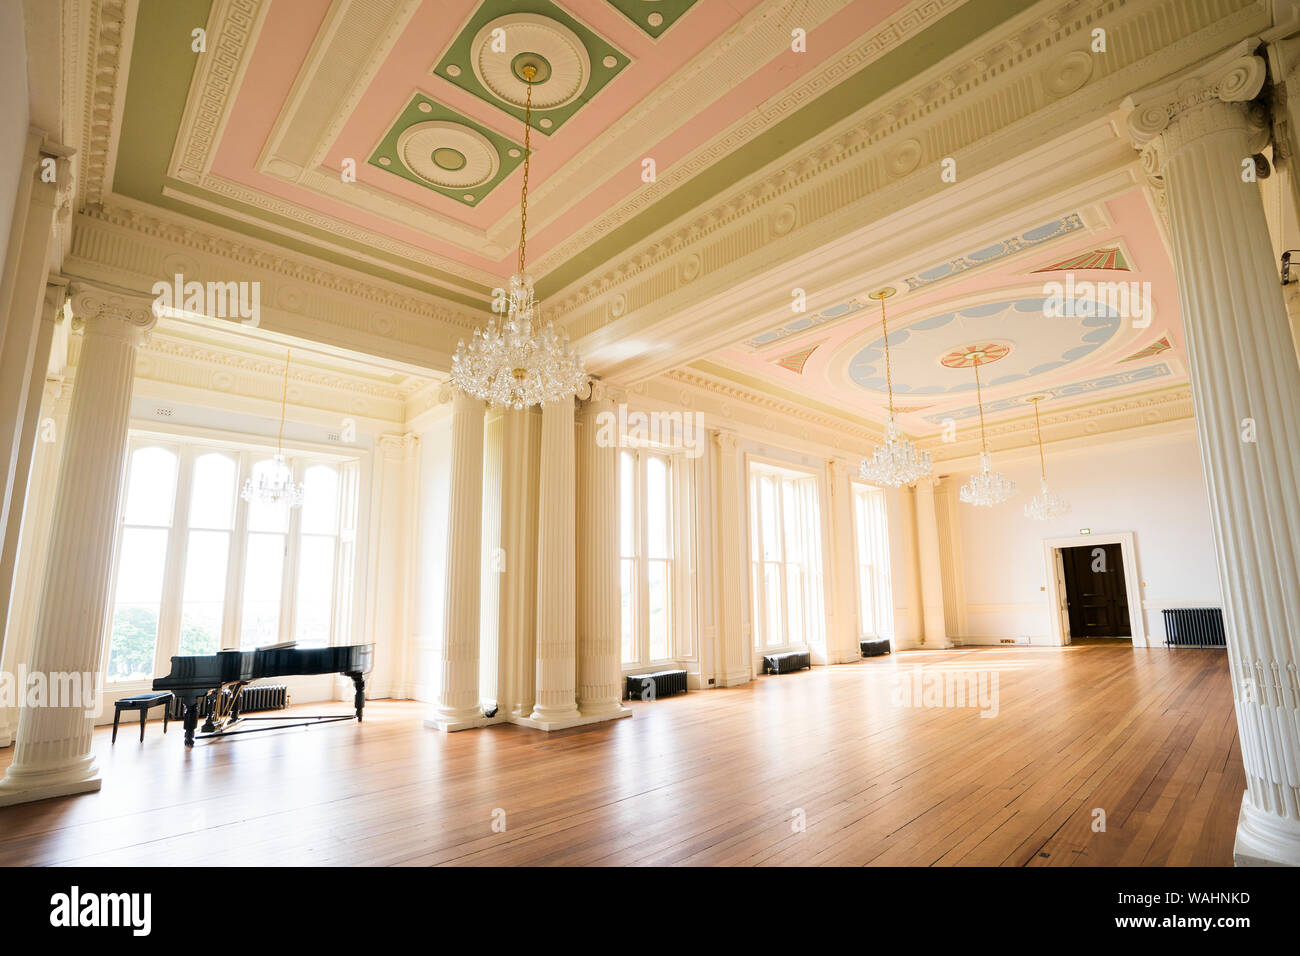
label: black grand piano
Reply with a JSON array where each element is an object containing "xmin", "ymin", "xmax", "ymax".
[{"xmin": 153, "ymin": 643, "xmax": 374, "ymax": 746}]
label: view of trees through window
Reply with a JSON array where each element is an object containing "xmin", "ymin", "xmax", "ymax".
[{"xmin": 106, "ymin": 437, "xmax": 359, "ymax": 682}]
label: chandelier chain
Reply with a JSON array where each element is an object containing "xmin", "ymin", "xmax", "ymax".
[
  {"xmin": 1032, "ymin": 397, "xmax": 1046, "ymax": 479},
  {"xmin": 974, "ymin": 356, "xmax": 988, "ymax": 454},
  {"xmin": 278, "ymin": 348, "xmax": 290, "ymax": 454},
  {"xmin": 880, "ymin": 294, "xmax": 895, "ymax": 416},
  {"xmin": 517, "ymin": 67, "xmax": 535, "ymax": 275}
]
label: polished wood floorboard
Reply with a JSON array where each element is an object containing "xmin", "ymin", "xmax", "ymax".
[{"xmin": 0, "ymin": 645, "xmax": 1241, "ymax": 866}]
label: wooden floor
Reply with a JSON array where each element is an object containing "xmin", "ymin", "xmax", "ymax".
[{"xmin": 0, "ymin": 644, "xmax": 1242, "ymax": 866}]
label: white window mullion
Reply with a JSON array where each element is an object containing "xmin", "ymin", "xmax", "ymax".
[
  {"xmin": 155, "ymin": 448, "xmax": 196, "ymax": 672},
  {"xmin": 280, "ymin": 456, "xmax": 304, "ymax": 643},
  {"xmin": 224, "ymin": 450, "xmax": 251, "ymax": 650}
]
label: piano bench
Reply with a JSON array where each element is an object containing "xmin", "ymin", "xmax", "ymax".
[{"xmin": 113, "ymin": 692, "xmax": 174, "ymax": 744}]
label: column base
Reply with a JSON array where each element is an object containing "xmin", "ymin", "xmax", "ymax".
[
  {"xmin": 577, "ymin": 701, "xmax": 632, "ymax": 721},
  {"xmin": 827, "ymin": 648, "xmax": 864, "ymax": 665},
  {"xmin": 922, "ymin": 639, "xmax": 954, "ymax": 650},
  {"xmin": 717, "ymin": 668, "xmax": 752, "ymax": 687},
  {"xmin": 1233, "ymin": 796, "xmax": 1300, "ymax": 866},
  {"xmin": 0, "ymin": 756, "xmax": 102, "ymax": 807},
  {"xmin": 513, "ymin": 709, "xmax": 629, "ymax": 732},
  {"xmin": 424, "ymin": 711, "xmax": 506, "ymax": 733}
]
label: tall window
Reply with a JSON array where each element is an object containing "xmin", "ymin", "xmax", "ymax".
[
  {"xmin": 619, "ymin": 449, "xmax": 678, "ymax": 666},
  {"xmin": 748, "ymin": 464, "xmax": 826, "ymax": 650},
  {"xmin": 106, "ymin": 435, "xmax": 361, "ymax": 682},
  {"xmin": 852, "ymin": 483, "xmax": 894, "ymax": 641},
  {"xmin": 107, "ymin": 446, "xmax": 179, "ymax": 681}
]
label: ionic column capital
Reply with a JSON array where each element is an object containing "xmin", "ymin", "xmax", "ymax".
[
  {"xmin": 1124, "ymin": 43, "xmax": 1270, "ymax": 172},
  {"xmin": 68, "ymin": 282, "xmax": 157, "ymax": 343}
]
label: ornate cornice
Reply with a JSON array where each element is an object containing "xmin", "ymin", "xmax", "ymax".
[
  {"xmin": 77, "ymin": 0, "xmax": 133, "ymax": 212},
  {"xmin": 663, "ymin": 367, "xmax": 884, "ymax": 446},
  {"xmin": 923, "ymin": 385, "xmax": 1195, "ymax": 461},
  {"xmin": 139, "ymin": 335, "xmax": 420, "ymax": 401},
  {"xmin": 75, "ymin": 200, "xmax": 484, "ymax": 334},
  {"xmin": 545, "ymin": 0, "xmax": 1265, "ymax": 343}
]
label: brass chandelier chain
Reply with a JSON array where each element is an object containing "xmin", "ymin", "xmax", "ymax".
[{"xmin": 517, "ymin": 65, "xmax": 535, "ymax": 275}]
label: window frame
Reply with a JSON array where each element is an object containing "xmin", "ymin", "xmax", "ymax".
[
  {"xmin": 102, "ymin": 426, "xmax": 366, "ymax": 689},
  {"xmin": 850, "ymin": 480, "xmax": 894, "ymax": 643},
  {"xmin": 746, "ymin": 459, "xmax": 828, "ymax": 655},
  {"xmin": 618, "ymin": 444, "xmax": 698, "ymax": 671}
]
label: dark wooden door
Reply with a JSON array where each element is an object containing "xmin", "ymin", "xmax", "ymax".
[{"xmin": 1062, "ymin": 543, "xmax": 1131, "ymax": 638}]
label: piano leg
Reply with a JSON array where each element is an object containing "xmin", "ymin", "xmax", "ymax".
[
  {"xmin": 200, "ymin": 689, "xmax": 218, "ymax": 734},
  {"xmin": 182, "ymin": 697, "xmax": 202, "ymax": 747},
  {"xmin": 348, "ymin": 672, "xmax": 366, "ymax": 722}
]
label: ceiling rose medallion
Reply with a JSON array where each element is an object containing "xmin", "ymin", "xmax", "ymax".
[
  {"xmin": 859, "ymin": 288, "xmax": 933, "ymax": 488},
  {"xmin": 450, "ymin": 63, "xmax": 587, "ymax": 409}
]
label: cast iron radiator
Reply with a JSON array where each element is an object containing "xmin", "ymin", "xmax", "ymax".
[
  {"xmin": 763, "ymin": 650, "xmax": 811, "ymax": 674},
  {"xmin": 167, "ymin": 683, "xmax": 289, "ymax": 720},
  {"xmin": 625, "ymin": 670, "xmax": 688, "ymax": 701},
  {"xmin": 1162, "ymin": 608, "xmax": 1226, "ymax": 648}
]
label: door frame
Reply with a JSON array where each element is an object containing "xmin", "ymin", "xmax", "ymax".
[{"xmin": 1041, "ymin": 532, "xmax": 1146, "ymax": 647}]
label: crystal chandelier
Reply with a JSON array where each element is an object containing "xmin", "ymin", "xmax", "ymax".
[
  {"xmin": 959, "ymin": 352, "xmax": 1015, "ymax": 507},
  {"xmin": 859, "ymin": 288, "xmax": 933, "ymax": 487},
  {"xmin": 449, "ymin": 64, "xmax": 587, "ymax": 409},
  {"xmin": 241, "ymin": 349, "xmax": 305, "ymax": 509},
  {"xmin": 1024, "ymin": 396, "xmax": 1070, "ymax": 520}
]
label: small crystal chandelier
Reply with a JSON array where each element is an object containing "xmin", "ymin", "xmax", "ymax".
[
  {"xmin": 1024, "ymin": 396, "xmax": 1070, "ymax": 520},
  {"xmin": 959, "ymin": 352, "xmax": 1015, "ymax": 507},
  {"xmin": 859, "ymin": 288, "xmax": 933, "ymax": 487},
  {"xmin": 449, "ymin": 63, "xmax": 587, "ymax": 408},
  {"xmin": 241, "ymin": 348, "xmax": 305, "ymax": 509}
]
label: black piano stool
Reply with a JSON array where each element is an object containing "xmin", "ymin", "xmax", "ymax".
[{"xmin": 113, "ymin": 691, "xmax": 174, "ymax": 743}]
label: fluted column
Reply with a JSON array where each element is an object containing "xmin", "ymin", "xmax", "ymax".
[
  {"xmin": 576, "ymin": 387, "xmax": 631, "ymax": 720},
  {"xmin": 500, "ymin": 406, "xmax": 540, "ymax": 719},
  {"xmin": 0, "ymin": 380, "xmax": 69, "ymax": 748},
  {"xmin": 426, "ymin": 389, "xmax": 485, "ymax": 731},
  {"xmin": 1127, "ymin": 43, "xmax": 1300, "ymax": 866},
  {"xmin": 914, "ymin": 477, "xmax": 950, "ymax": 649},
  {"xmin": 711, "ymin": 430, "xmax": 750, "ymax": 685},
  {"xmin": 527, "ymin": 396, "xmax": 582, "ymax": 728},
  {"xmin": 825, "ymin": 459, "xmax": 861, "ymax": 664},
  {"xmin": 0, "ymin": 285, "xmax": 154, "ymax": 806},
  {"xmin": 0, "ymin": 280, "xmax": 68, "ymax": 693},
  {"xmin": 0, "ymin": 138, "xmax": 68, "ymax": 645}
]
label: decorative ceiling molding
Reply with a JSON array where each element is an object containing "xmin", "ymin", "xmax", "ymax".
[
  {"xmin": 527, "ymin": 0, "xmax": 970, "ymax": 275},
  {"xmin": 1033, "ymin": 245, "xmax": 1132, "ymax": 271},
  {"xmin": 1118, "ymin": 333, "xmax": 1172, "ymax": 361},
  {"xmin": 662, "ymin": 366, "xmax": 885, "ymax": 450},
  {"xmin": 155, "ymin": 0, "xmax": 955, "ymax": 271},
  {"xmin": 76, "ymin": 0, "xmax": 136, "ymax": 212},
  {"xmin": 163, "ymin": 0, "xmax": 504, "ymax": 282},
  {"xmin": 548, "ymin": 0, "xmax": 1265, "ymax": 363},
  {"xmin": 923, "ymin": 384, "xmax": 1194, "ymax": 464},
  {"xmin": 65, "ymin": 199, "xmax": 487, "ymax": 373}
]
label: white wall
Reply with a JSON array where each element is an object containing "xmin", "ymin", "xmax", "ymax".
[
  {"xmin": 952, "ymin": 430, "xmax": 1222, "ymax": 645},
  {"xmin": 0, "ymin": 0, "xmax": 28, "ymax": 278}
]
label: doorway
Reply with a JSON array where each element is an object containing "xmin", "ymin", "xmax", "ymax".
[
  {"xmin": 1042, "ymin": 532, "xmax": 1146, "ymax": 647},
  {"xmin": 1060, "ymin": 543, "xmax": 1132, "ymax": 640}
]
